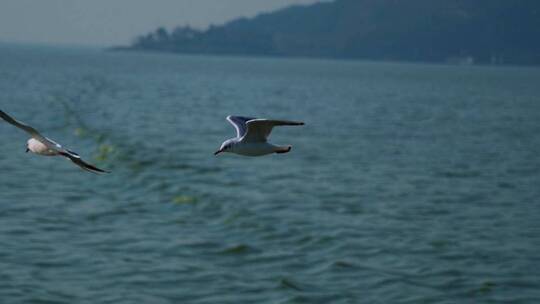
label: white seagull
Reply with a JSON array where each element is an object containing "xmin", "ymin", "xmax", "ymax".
[
  {"xmin": 215, "ymin": 115, "xmax": 304, "ymax": 157},
  {"xmin": 0, "ymin": 110, "xmax": 109, "ymax": 174}
]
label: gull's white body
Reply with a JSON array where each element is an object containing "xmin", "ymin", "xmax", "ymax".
[
  {"xmin": 215, "ymin": 116, "xmax": 303, "ymax": 157},
  {"xmin": 27, "ymin": 138, "xmax": 58, "ymax": 156}
]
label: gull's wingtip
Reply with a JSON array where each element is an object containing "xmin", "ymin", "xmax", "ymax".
[
  {"xmin": 90, "ymin": 165, "xmax": 111, "ymax": 174},
  {"xmin": 226, "ymin": 115, "xmax": 236, "ymax": 123},
  {"xmin": 0, "ymin": 110, "xmax": 12, "ymax": 119},
  {"xmin": 84, "ymin": 167, "xmax": 111, "ymax": 174}
]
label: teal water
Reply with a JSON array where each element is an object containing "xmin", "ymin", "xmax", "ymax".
[{"xmin": 1, "ymin": 44, "xmax": 539, "ymax": 303}]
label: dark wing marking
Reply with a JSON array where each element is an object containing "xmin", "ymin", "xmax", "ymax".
[
  {"xmin": 65, "ymin": 149, "xmax": 80, "ymax": 157},
  {"xmin": 60, "ymin": 151, "xmax": 109, "ymax": 174},
  {"xmin": 244, "ymin": 119, "xmax": 304, "ymax": 142},
  {"xmin": 226, "ymin": 115, "xmax": 256, "ymax": 138}
]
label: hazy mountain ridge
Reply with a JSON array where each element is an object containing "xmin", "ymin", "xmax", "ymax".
[{"xmin": 117, "ymin": 0, "xmax": 540, "ymax": 65}]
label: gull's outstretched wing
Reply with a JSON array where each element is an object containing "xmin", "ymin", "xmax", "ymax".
[
  {"xmin": 0, "ymin": 110, "xmax": 50, "ymax": 143},
  {"xmin": 244, "ymin": 119, "xmax": 304, "ymax": 142},
  {"xmin": 60, "ymin": 150, "xmax": 109, "ymax": 174},
  {"xmin": 227, "ymin": 115, "xmax": 256, "ymax": 138}
]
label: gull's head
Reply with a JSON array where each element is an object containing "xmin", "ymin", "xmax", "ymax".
[
  {"xmin": 214, "ymin": 139, "xmax": 235, "ymax": 155},
  {"xmin": 25, "ymin": 139, "xmax": 32, "ymax": 153}
]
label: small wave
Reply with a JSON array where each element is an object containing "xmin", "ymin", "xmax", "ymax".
[
  {"xmin": 279, "ymin": 278, "xmax": 303, "ymax": 291},
  {"xmin": 219, "ymin": 244, "xmax": 259, "ymax": 255},
  {"xmin": 436, "ymin": 170, "xmax": 482, "ymax": 179}
]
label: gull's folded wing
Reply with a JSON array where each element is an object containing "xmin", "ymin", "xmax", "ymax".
[
  {"xmin": 244, "ymin": 119, "xmax": 304, "ymax": 142},
  {"xmin": 227, "ymin": 115, "xmax": 256, "ymax": 138}
]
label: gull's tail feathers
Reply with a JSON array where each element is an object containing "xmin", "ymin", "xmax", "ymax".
[{"xmin": 275, "ymin": 145, "xmax": 292, "ymax": 154}]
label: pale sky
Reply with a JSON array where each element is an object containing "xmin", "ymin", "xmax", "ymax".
[{"xmin": 0, "ymin": 0, "xmax": 323, "ymax": 46}]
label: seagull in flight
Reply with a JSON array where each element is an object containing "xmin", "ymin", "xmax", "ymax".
[
  {"xmin": 0, "ymin": 110, "xmax": 109, "ymax": 174},
  {"xmin": 215, "ymin": 115, "xmax": 304, "ymax": 157}
]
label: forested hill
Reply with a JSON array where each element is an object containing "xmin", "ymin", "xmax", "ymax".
[{"xmin": 117, "ymin": 0, "xmax": 540, "ymax": 65}]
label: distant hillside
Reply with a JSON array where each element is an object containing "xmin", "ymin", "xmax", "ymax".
[{"xmin": 116, "ymin": 0, "xmax": 540, "ymax": 65}]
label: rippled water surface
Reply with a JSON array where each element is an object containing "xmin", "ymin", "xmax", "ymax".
[{"xmin": 1, "ymin": 44, "xmax": 539, "ymax": 303}]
